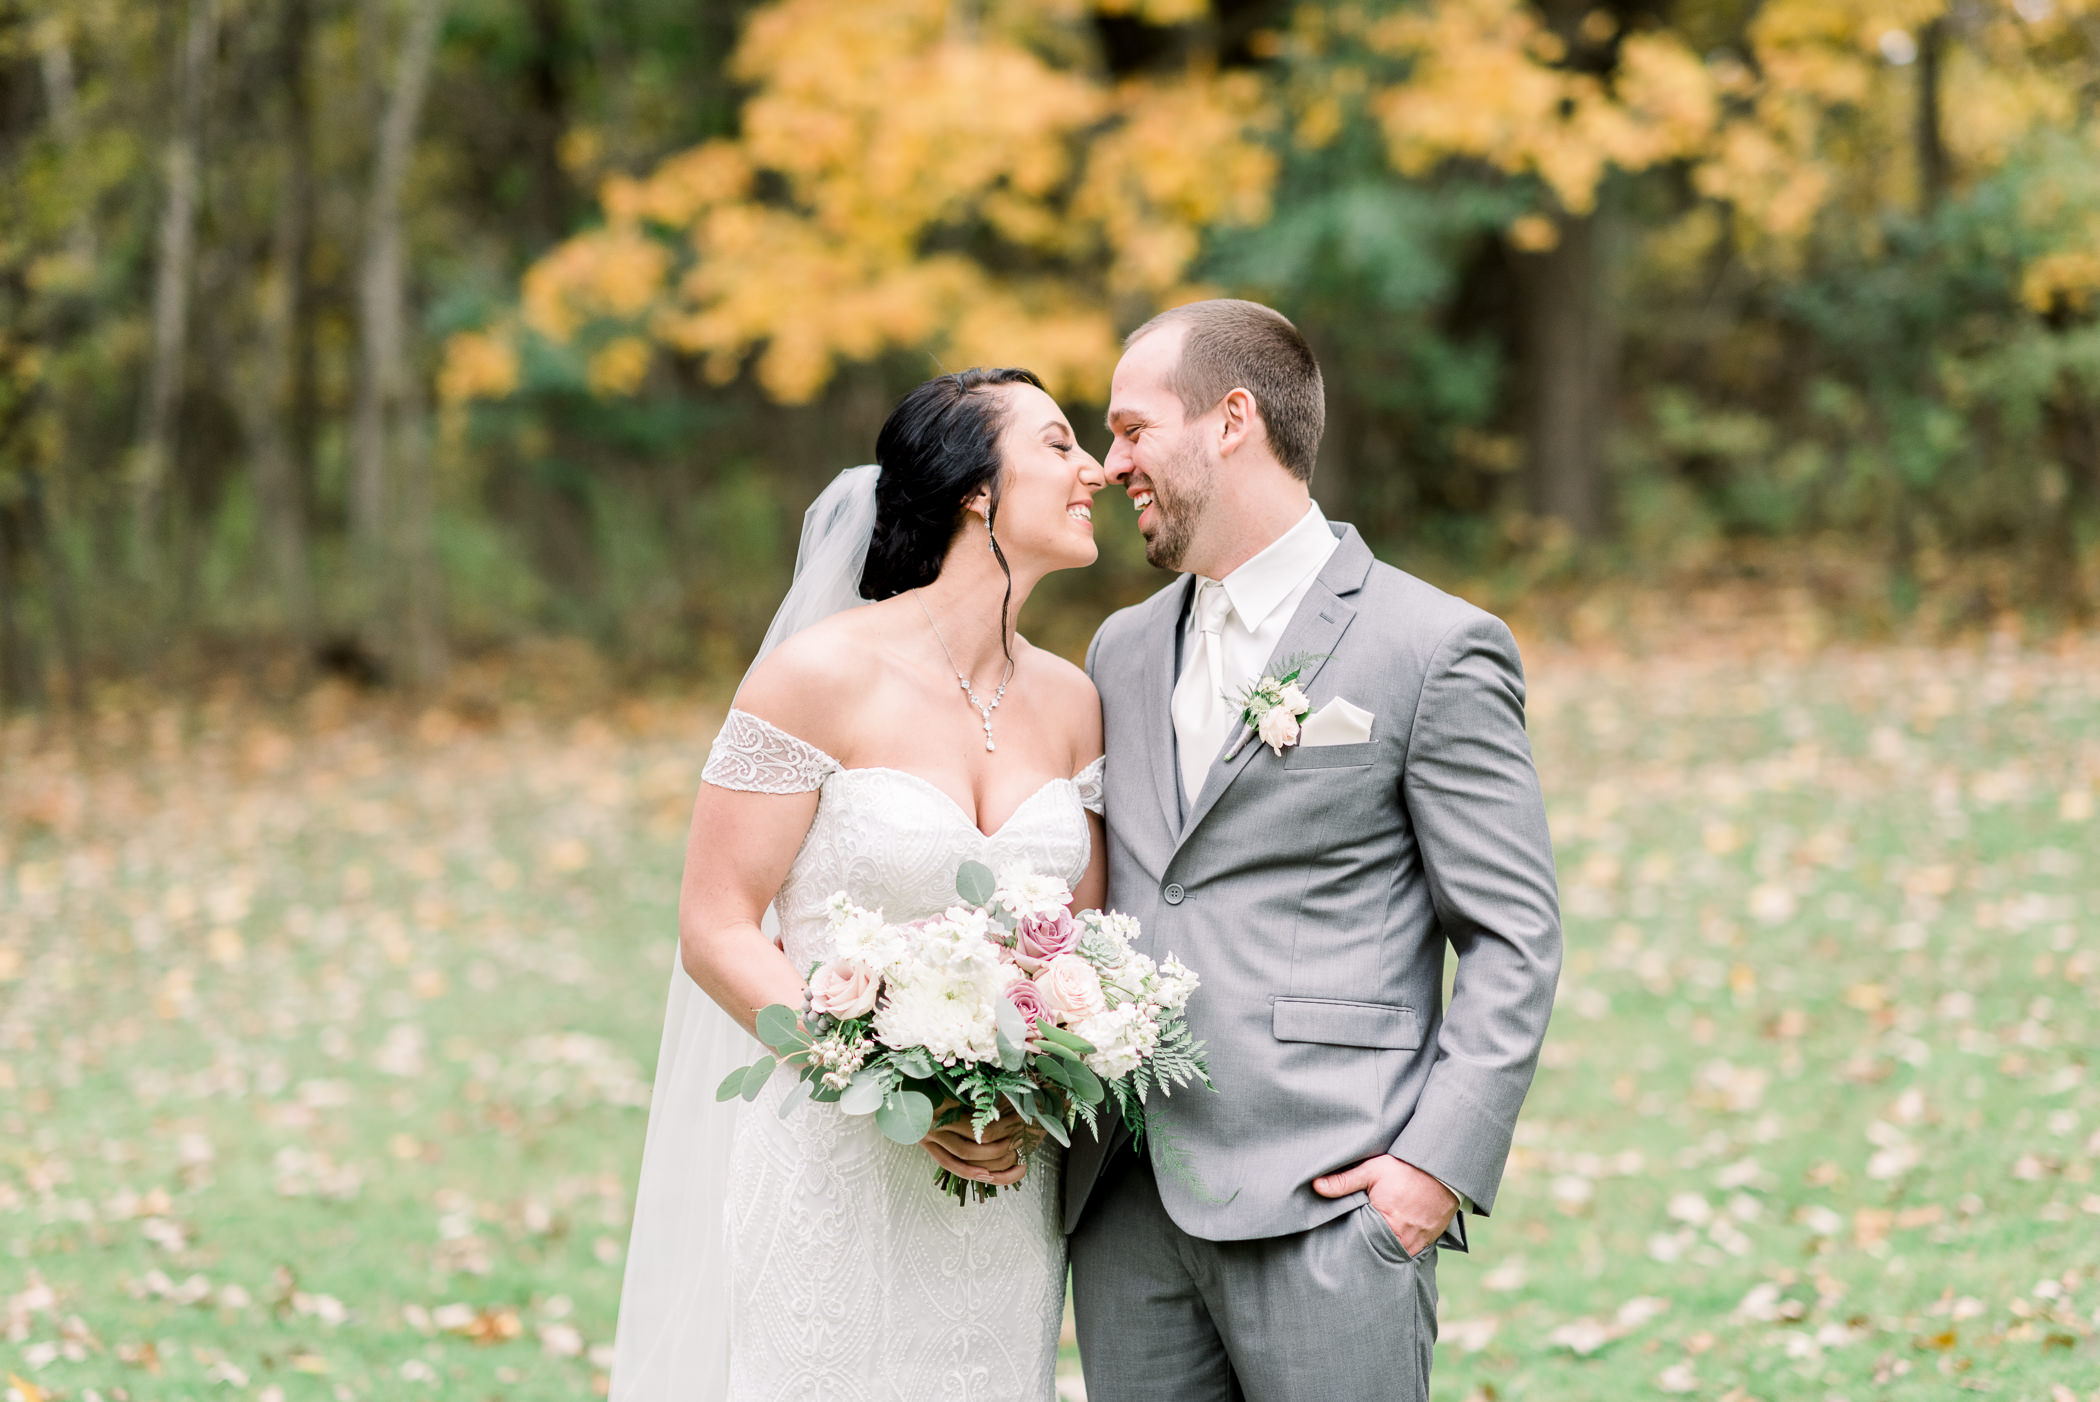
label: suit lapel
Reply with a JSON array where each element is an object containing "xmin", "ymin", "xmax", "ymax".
[
  {"xmin": 1175, "ymin": 525, "xmax": 1374, "ymax": 848},
  {"xmin": 1142, "ymin": 576, "xmax": 1196, "ymax": 849}
]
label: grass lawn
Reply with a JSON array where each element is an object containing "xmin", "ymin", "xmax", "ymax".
[{"xmin": 2, "ymin": 635, "xmax": 2096, "ymax": 1400}]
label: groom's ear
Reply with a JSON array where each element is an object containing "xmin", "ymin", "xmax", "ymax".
[{"xmin": 1217, "ymin": 387, "xmax": 1261, "ymax": 459}]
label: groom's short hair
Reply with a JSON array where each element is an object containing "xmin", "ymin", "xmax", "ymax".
[{"xmin": 1125, "ymin": 299, "xmax": 1324, "ymax": 482}]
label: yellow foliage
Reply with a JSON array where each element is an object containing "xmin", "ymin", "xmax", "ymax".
[
  {"xmin": 520, "ymin": 227, "xmax": 670, "ymax": 343},
  {"xmin": 2022, "ymin": 247, "xmax": 2100, "ymax": 314},
  {"xmin": 497, "ymin": 0, "xmax": 1277, "ymax": 405},
  {"xmin": 437, "ymin": 330, "xmax": 521, "ymax": 405},
  {"xmin": 1075, "ymin": 72, "xmax": 1279, "ymax": 294},
  {"xmin": 586, "ymin": 336, "xmax": 654, "ymax": 397},
  {"xmin": 1366, "ymin": 0, "xmax": 1715, "ymax": 215}
]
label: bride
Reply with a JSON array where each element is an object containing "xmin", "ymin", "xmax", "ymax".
[{"xmin": 610, "ymin": 367, "xmax": 1111, "ymax": 1401}]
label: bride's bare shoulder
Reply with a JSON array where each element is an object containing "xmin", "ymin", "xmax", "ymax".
[
  {"xmin": 1018, "ymin": 640, "xmax": 1102, "ymax": 765},
  {"xmin": 731, "ymin": 607, "xmax": 897, "ymax": 756}
]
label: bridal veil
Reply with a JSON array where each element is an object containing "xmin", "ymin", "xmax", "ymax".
[{"xmin": 608, "ymin": 465, "xmax": 880, "ymax": 1401}]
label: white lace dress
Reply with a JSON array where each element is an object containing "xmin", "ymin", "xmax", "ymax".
[{"xmin": 703, "ymin": 709, "xmax": 1104, "ymax": 1402}]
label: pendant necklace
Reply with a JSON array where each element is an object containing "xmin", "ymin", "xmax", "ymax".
[{"xmin": 916, "ymin": 591, "xmax": 1014, "ymax": 752}]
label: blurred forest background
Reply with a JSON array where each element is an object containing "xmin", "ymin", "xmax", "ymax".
[{"xmin": 4, "ymin": 0, "xmax": 2100, "ymax": 705}]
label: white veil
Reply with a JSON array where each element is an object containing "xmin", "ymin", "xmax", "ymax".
[{"xmin": 609, "ymin": 465, "xmax": 881, "ymax": 1401}]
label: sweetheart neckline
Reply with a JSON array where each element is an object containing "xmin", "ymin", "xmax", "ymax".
[{"xmin": 827, "ymin": 765, "xmax": 1082, "ymax": 842}]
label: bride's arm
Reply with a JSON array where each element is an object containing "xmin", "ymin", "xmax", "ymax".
[
  {"xmin": 1073, "ymin": 811, "xmax": 1107, "ymax": 913},
  {"xmin": 1058, "ymin": 658, "xmax": 1108, "ymax": 913},
  {"xmin": 678, "ymin": 783, "xmax": 818, "ymax": 1039}
]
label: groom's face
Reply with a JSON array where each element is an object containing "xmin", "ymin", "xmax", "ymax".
[{"xmin": 1105, "ymin": 328, "xmax": 1219, "ymax": 574}]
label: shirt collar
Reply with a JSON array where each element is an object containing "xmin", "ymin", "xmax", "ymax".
[{"xmin": 1204, "ymin": 501, "xmax": 1337, "ymax": 633}]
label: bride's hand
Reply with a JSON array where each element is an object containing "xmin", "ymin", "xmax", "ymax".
[{"xmin": 922, "ymin": 1108, "xmax": 1030, "ymax": 1186}]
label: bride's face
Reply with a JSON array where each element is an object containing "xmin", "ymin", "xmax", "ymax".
[{"xmin": 978, "ymin": 383, "xmax": 1107, "ymax": 574}]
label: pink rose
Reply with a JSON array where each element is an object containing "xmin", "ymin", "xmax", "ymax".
[
  {"xmin": 807, "ymin": 958, "xmax": 880, "ymax": 1018},
  {"xmin": 1014, "ymin": 909, "xmax": 1078, "ymax": 973},
  {"xmin": 1257, "ymin": 704, "xmax": 1301, "ymax": 755},
  {"xmin": 1003, "ymin": 979, "xmax": 1049, "ymax": 1033},
  {"xmin": 1035, "ymin": 954, "xmax": 1106, "ymax": 1022}
]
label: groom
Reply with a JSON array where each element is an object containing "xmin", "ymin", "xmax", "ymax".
[{"xmin": 1066, "ymin": 299, "xmax": 1562, "ymax": 1401}]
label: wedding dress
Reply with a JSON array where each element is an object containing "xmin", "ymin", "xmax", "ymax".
[
  {"xmin": 610, "ymin": 464, "xmax": 1100, "ymax": 1402},
  {"xmin": 706, "ymin": 708, "xmax": 1101, "ymax": 1402}
]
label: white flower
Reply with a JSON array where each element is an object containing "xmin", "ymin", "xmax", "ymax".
[
  {"xmin": 1099, "ymin": 950, "xmax": 1159, "ymax": 1008},
  {"xmin": 1257, "ymin": 705, "xmax": 1301, "ymax": 754},
  {"xmin": 995, "ymin": 867, "xmax": 1073, "ymax": 920},
  {"xmin": 1152, "ymin": 955, "xmax": 1200, "ymax": 1013},
  {"xmin": 874, "ymin": 969, "xmax": 1003, "ymax": 1065},
  {"xmin": 829, "ymin": 896, "xmax": 905, "ymax": 973},
  {"xmin": 901, "ymin": 907, "xmax": 1001, "ymax": 975},
  {"xmin": 1276, "ymin": 683, "xmax": 1310, "ymax": 715},
  {"xmin": 1073, "ymin": 1003, "xmax": 1160, "ymax": 1081}
]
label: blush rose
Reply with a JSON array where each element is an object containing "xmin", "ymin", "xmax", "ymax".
[
  {"xmin": 1257, "ymin": 703, "xmax": 1301, "ymax": 755},
  {"xmin": 807, "ymin": 958, "xmax": 880, "ymax": 1018},
  {"xmin": 1035, "ymin": 953, "xmax": 1107, "ymax": 1022},
  {"xmin": 1014, "ymin": 909, "xmax": 1079, "ymax": 972},
  {"xmin": 1003, "ymin": 978, "xmax": 1050, "ymax": 1033}
]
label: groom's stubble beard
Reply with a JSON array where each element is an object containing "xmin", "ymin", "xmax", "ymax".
[{"xmin": 1139, "ymin": 429, "xmax": 1219, "ymax": 573}]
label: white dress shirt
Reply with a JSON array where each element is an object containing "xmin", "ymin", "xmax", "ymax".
[
  {"xmin": 1169, "ymin": 500, "xmax": 1473, "ymax": 1216},
  {"xmin": 1172, "ymin": 502, "xmax": 1339, "ymax": 804}
]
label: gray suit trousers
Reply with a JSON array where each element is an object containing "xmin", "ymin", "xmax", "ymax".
[{"xmin": 1070, "ymin": 1149, "xmax": 1439, "ymax": 1402}]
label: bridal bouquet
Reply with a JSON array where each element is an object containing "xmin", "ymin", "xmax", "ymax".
[{"xmin": 716, "ymin": 861, "xmax": 1209, "ymax": 1203}]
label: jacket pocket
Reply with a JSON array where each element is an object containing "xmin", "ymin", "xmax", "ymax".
[
  {"xmin": 1271, "ymin": 996, "xmax": 1420, "ymax": 1049},
  {"xmin": 1283, "ymin": 741, "xmax": 1379, "ymax": 770}
]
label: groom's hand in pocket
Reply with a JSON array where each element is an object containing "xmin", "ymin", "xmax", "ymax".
[
  {"xmin": 1314, "ymin": 1154, "xmax": 1458, "ymax": 1257},
  {"xmin": 922, "ymin": 1109, "xmax": 1030, "ymax": 1187}
]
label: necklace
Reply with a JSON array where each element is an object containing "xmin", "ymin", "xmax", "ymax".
[{"xmin": 915, "ymin": 591, "xmax": 1014, "ymax": 752}]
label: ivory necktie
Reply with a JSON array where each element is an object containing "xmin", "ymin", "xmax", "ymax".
[{"xmin": 1172, "ymin": 579, "xmax": 1236, "ymax": 807}]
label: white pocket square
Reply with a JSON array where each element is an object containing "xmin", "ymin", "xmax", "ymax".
[{"xmin": 1299, "ymin": 696, "xmax": 1374, "ymax": 747}]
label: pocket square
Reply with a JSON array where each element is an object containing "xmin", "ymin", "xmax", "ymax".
[{"xmin": 1299, "ymin": 696, "xmax": 1374, "ymax": 746}]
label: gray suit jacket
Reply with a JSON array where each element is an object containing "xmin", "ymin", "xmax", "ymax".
[{"xmin": 1062, "ymin": 523, "xmax": 1561, "ymax": 1243}]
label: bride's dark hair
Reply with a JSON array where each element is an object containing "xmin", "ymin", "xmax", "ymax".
[{"xmin": 859, "ymin": 367, "xmax": 1043, "ymax": 612}]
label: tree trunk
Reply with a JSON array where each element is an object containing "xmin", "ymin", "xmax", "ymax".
[
  {"xmin": 352, "ymin": 0, "xmax": 446, "ymax": 678},
  {"xmin": 34, "ymin": 19, "xmax": 97, "ymax": 264},
  {"xmin": 1917, "ymin": 20, "xmax": 1949, "ymax": 216},
  {"xmin": 351, "ymin": 0, "xmax": 443, "ymax": 553},
  {"xmin": 523, "ymin": 0, "xmax": 573, "ymax": 245},
  {"xmin": 1515, "ymin": 208, "xmax": 1612, "ymax": 538},
  {"xmin": 398, "ymin": 378, "xmax": 446, "ymax": 685},
  {"xmin": 28, "ymin": 474, "xmax": 86, "ymax": 715},
  {"xmin": 248, "ymin": 0, "xmax": 318, "ymax": 643},
  {"xmin": 132, "ymin": 0, "xmax": 217, "ymax": 582},
  {"xmin": 0, "ymin": 503, "xmax": 27, "ymax": 712}
]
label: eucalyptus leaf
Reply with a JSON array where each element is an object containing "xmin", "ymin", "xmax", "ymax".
[
  {"xmin": 956, "ymin": 860, "xmax": 996, "ymax": 908},
  {"xmin": 993, "ymin": 996, "xmax": 1027, "ymax": 1047},
  {"xmin": 739, "ymin": 1054, "xmax": 776, "ymax": 1102},
  {"xmin": 1038, "ymin": 1025, "xmax": 1096, "ymax": 1056},
  {"xmin": 1064, "ymin": 1058, "xmax": 1104, "ymax": 1103},
  {"xmin": 838, "ymin": 1070, "xmax": 888, "ymax": 1116},
  {"xmin": 714, "ymin": 1066, "xmax": 748, "ymax": 1102},
  {"xmin": 1034, "ymin": 1054, "xmax": 1072, "ymax": 1088},
  {"xmin": 875, "ymin": 1089, "xmax": 935, "ymax": 1145},
  {"xmin": 775, "ymin": 1076, "xmax": 813, "ymax": 1118},
  {"xmin": 895, "ymin": 1048, "xmax": 936, "ymax": 1080},
  {"xmin": 994, "ymin": 1028, "xmax": 1026, "ymax": 1073},
  {"xmin": 1038, "ymin": 1114, "xmax": 1071, "ymax": 1148},
  {"xmin": 756, "ymin": 1004, "xmax": 806, "ymax": 1052}
]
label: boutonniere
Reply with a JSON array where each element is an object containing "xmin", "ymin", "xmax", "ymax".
[{"xmin": 1222, "ymin": 654, "xmax": 1326, "ymax": 761}]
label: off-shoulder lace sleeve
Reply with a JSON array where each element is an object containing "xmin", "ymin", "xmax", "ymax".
[
  {"xmin": 1073, "ymin": 756, "xmax": 1105, "ymax": 815},
  {"xmin": 702, "ymin": 708, "xmax": 841, "ymax": 794}
]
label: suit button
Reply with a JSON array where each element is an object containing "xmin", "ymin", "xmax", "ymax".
[{"xmin": 1163, "ymin": 883, "xmax": 1185, "ymax": 905}]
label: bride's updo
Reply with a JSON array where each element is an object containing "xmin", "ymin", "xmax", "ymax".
[{"xmin": 859, "ymin": 367, "xmax": 1043, "ymax": 601}]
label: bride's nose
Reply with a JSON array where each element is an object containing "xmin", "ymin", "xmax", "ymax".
[{"xmin": 1076, "ymin": 450, "xmax": 1107, "ymax": 490}]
